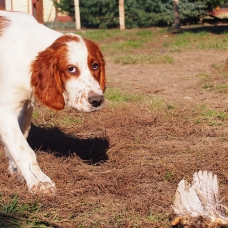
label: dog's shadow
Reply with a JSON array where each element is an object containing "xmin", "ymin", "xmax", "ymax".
[{"xmin": 27, "ymin": 124, "xmax": 109, "ymax": 164}]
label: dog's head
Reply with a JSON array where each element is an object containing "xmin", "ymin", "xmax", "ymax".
[{"xmin": 31, "ymin": 34, "xmax": 106, "ymax": 112}]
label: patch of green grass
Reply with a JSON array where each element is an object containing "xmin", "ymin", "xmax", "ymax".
[
  {"xmin": 221, "ymin": 71, "xmax": 228, "ymax": 78},
  {"xmin": 105, "ymin": 88, "xmax": 143, "ymax": 104},
  {"xmin": 181, "ymin": 76, "xmax": 191, "ymax": 80},
  {"xmin": 202, "ymin": 83, "xmax": 228, "ymax": 93},
  {"xmin": 108, "ymin": 39, "xmax": 143, "ymax": 52},
  {"xmin": 163, "ymin": 31, "xmax": 228, "ymax": 52},
  {"xmin": 1, "ymin": 196, "xmax": 40, "ymax": 215},
  {"xmin": 192, "ymin": 105, "xmax": 228, "ymax": 125},
  {"xmin": 79, "ymin": 29, "xmax": 154, "ymax": 43},
  {"xmin": 197, "ymin": 72, "xmax": 213, "ymax": 86},
  {"xmin": 122, "ymin": 39, "xmax": 143, "ymax": 48},
  {"xmin": 216, "ymin": 84, "xmax": 228, "ymax": 93},
  {"xmin": 163, "ymin": 32, "xmax": 191, "ymax": 51},
  {"xmin": 115, "ymin": 39, "xmax": 142, "ymax": 50},
  {"xmin": 196, "ymin": 72, "xmax": 211, "ymax": 79},
  {"xmin": 136, "ymin": 29, "xmax": 152, "ymax": 36},
  {"xmin": 167, "ymin": 103, "xmax": 177, "ymax": 110},
  {"xmin": 147, "ymin": 212, "xmax": 168, "ymax": 224},
  {"xmin": 164, "ymin": 171, "xmax": 172, "ymax": 181},
  {"xmin": 77, "ymin": 29, "xmax": 159, "ymax": 60},
  {"xmin": 211, "ymin": 63, "xmax": 228, "ymax": 78},
  {"xmin": 105, "ymin": 89, "xmax": 166, "ymax": 111},
  {"xmin": 62, "ymin": 117, "xmax": 83, "ymax": 126},
  {"xmin": 77, "ymin": 29, "xmax": 123, "ymax": 41},
  {"xmin": 212, "ymin": 63, "xmax": 223, "ymax": 72},
  {"xmin": 198, "ymin": 65, "xmax": 228, "ymax": 93},
  {"xmin": 0, "ymin": 195, "xmax": 58, "ymax": 227},
  {"xmin": 202, "ymin": 84, "xmax": 214, "ymax": 90},
  {"xmin": 114, "ymin": 54, "xmax": 174, "ymax": 65},
  {"xmin": 77, "ymin": 28, "xmax": 228, "ymax": 64},
  {"xmin": 148, "ymin": 96, "xmax": 164, "ymax": 110}
]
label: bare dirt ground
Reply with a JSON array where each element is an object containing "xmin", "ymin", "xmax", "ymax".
[
  {"xmin": 0, "ymin": 47, "xmax": 228, "ymax": 227},
  {"xmin": 109, "ymin": 50, "xmax": 228, "ymax": 106}
]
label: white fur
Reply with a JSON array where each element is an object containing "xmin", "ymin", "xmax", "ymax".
[
  {"xmin": 64, "ymin": 41, "xmax": 104, "ymax": 112},
  {"xmin": 0, "ymin": 11, "xmax": 104, "ymax": 194}
]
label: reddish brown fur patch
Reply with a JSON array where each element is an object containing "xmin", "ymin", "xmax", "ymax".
[
  {"xmin": 0, "ymin": 15, "xmax": 10, "ymax": 36},
  {"xmin": 31, "ymin": 35, "xmax": 80, "ymax": 111},
  {"xmin": 83, "ymin": 38, "xmax": 106, "ymax": 92}
]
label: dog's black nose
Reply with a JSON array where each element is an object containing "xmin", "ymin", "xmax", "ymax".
[{"xmin": 88, "ymin": 94, "xmax": 104, "ymax": 107}]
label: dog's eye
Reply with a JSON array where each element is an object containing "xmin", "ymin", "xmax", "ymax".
[
  {"xmin": 92, "ymin": 62, "xmax": 99, "ymax": 70},
  {"xmin": 68, "ymin": 66, "xmax": 77, "ymax": 74}
]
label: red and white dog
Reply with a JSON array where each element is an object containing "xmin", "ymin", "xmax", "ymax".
[{"xmin": 0, "ymin": 10, "xmax": 106, "ymax": 194}]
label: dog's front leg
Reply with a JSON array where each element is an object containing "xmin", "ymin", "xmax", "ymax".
[
  {"xmin": 18, "ymin": 100, "xmax": 34, "ymax": 139},
  {"xmin": 0, "ymin": 113, "xmax": 56, "ymax": 194}
]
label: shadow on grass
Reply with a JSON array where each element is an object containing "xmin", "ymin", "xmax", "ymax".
[
  {"xmin": 0, "ymin": 214, "xmax": 19, "ymax": 228},
  {"xmin": 27, "ymin": 124, "xmax": 109, "ymax": 164},
  {"xmin": 182, "ymin": 24, "xmax": 228, "ymax": 34}
]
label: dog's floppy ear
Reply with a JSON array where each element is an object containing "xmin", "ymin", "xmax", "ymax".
[
  {"xmin": 97, "ymin": 49, "xmax": 106, "ymax": 92},
  {"xmin": 31, "ymin": 47, "xmax": 65, "ymax": 111}
]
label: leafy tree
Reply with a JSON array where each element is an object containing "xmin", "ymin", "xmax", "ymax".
[
  {"xmin": 202, "ymin": 0, "xmax": 225, "ymax": 10},
  {"xmin": 53, "ymin": 0, "xmax": 75, "ymax": 17},
  {"xmin": 53, "ymin": 0, "xmax": 227, "ymax": 28},
  {"xmin": 79, "ymin": 0, "xmax": 119, "ymax": 28}
]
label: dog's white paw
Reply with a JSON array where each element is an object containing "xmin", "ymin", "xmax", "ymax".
[{"xmin": 27, "ymin": 173, "xmax": 56, "ymax": 195}]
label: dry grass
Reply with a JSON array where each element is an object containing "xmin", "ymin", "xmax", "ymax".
[
  {"xmin": 1, "ymin": 26, "xmax": 228, "ymax": 227},
  {"xmin": 1, "ymin": 100, "xmax": 228, "ymax": 227}
]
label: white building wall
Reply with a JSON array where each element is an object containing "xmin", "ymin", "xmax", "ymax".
[
  {"xmin": 12, "ymin": 0, "xmax": 28, "ymax": 12},
  {"xmin": 12, "ymin": 0, "xmax": 56, "ymax": 22},
  {"xmin": 5, "ymin": 0, "xmax": 13, "ymax": 10},
  {"xmin": 43, "ymin": 0, "xmax": 56, "ymax": 21}
]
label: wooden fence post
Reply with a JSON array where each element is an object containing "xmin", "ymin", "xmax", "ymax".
[
  {"xmin": 74, "ymin": 0, "xmax": 81, "ymax": 30},
  {"xmin": 36, "ymin": 0, "xmax": 44, "ymax": 24},
  {"xmin": 119, "ymin": 0, "xmax": 125, "ymax": 30}
]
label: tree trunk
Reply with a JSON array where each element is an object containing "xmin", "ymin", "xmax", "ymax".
[
  {"xmin": 74, "ymin": 0, "xmax": 81, "ymax": 30},
  {"xmin": 119, "ymin": 0, "xmax": 125, "ymax": 30},
  {"xmin": 173, "ymin": 0, "xmax": 180, "ymax": 29}
]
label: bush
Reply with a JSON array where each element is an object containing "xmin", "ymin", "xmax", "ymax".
[{"xmin": 53, "ymin": 0, "xmax": 225, "ymax": 28}]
